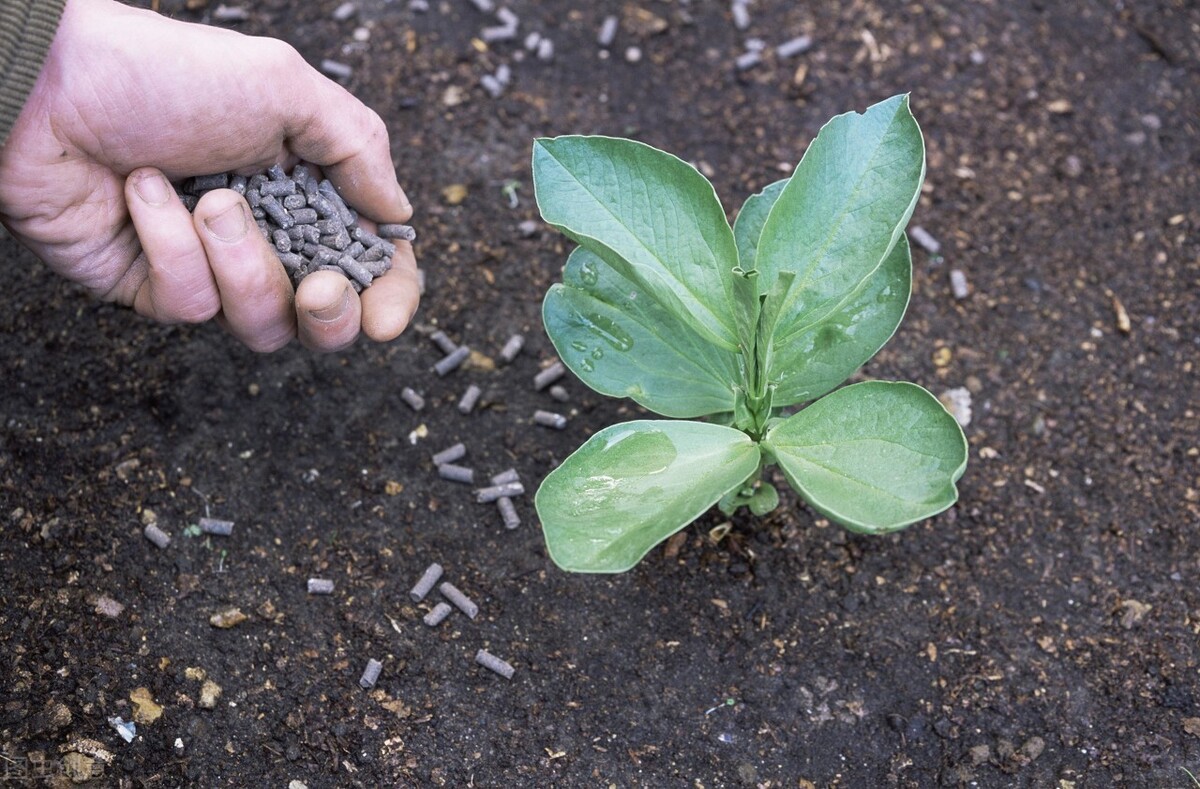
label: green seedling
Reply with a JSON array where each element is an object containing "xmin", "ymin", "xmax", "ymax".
[{"xmin": 532, "ymin": 94, "xmax": 968, "ymax": 573}]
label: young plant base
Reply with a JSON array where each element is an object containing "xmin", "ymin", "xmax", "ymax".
[{"xmin": 532, "ymin": 94, "xmax": 968, "ymax": 573}]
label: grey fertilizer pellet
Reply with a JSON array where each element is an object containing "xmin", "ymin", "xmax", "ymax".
[
  {"xmin": 409, "ymin": 562, "xmax": 444, "ymax": 602},
  {"xmin": 495, "ymin": 7, "xmax": 518, "ymax": 27},
  {"xmin": 191, "ymin": 173, "xmax": 229, "ymax": 191},
  {"xmin": 439, "ymin": 582, "xmax": 478, "ymax": 619},
  {"xmin": 438, "ymin": 463, "xmax": 475, "ymax": 485},
  {"xmin": 533, "ymin": 361, "xmax": 566, "ymax": 390},
  {"xmin": 458, "ymin": 384, "xmax": 482, "ymax": 414},
  {"xmin": 950, "ymin": 269, "xmax": 970, "ymax": 300},
  {"xmin": 198, "ymin": 517, "xmax": 234, "ymax": 536},
  {"xmin": 909, "ymin": 226, "xmax": 941, "ymax": 255},
  {"xmin": 468, "ymin": 0, "xmax": 494, "ymax": 12},
  {"xmin": 229, "ymin": 174, "xmax": 247, "ymax": 194},
  {"xmin": 377, "ymin": 223, "xmax": 417, "ymax": 242},
  {"xmin": 735, "ymin": 50, "xmax": 762, "ymax": 71},
  {"xmin": 212, "ymin": 5, "xmax": 249, "ymax": 22},
  {"xmin": 536, "ymin": 38, "xmax": 554, "ymax": 61},
  {"xmin": 776, "ymin": 35, "xmax": 813, "ymax": 58},
  {"xmin": 497, "ymin": 496, "xmax": 520, "ymax": 530},
  {"xmin": 258, "ymin": 195, "xmax": 294, "ymax": 229},
  {"xmin": 143, "ymin": 523, "xmax": 171, "ymax": 549},
  {"xmin": 430, "ymin": 330, "xmax": 458, "ymax": 355},
  {"xmin": 731, "ymin": 0, "xmax": 750, "ymax": 30},
  {"xmin": 548, "ymin": 385, "xmax": 569, "ymax": 403},
  {"xmin": 319, "ymin": 180, "xmax": 357, "ymax": 226},
  {"xmin": 400, "ymin": 386, "xmax": 425, "ymax": 411},
  {"xmin": 534, "ymin": 410, "xmax": 568, "ymax": 430},
  {"xmin": 475, "ymin": 481, "xmax": 524, "ymax": 503},
  {"xmin": 597, "ymin": 15, "xmax": 618, "ymax": 47},
  {"xmin": 481, "ymin": 25, "xmax": 517, "ymax": 42},
  {"xmin": 495, "ymin": 64, "xmax": 512, "ymax": 85},
  {"xmin": 339, "ymin": 256, "xmax": 374, "ymax": 288},
  {"xmin": 432, "ymin": 443, "xmax": 466, "ymax": 466},
  {"xmin": 266, "ymin": 164, "xmax": 289, "ymax": 182},
  {"xmin": 321, "ymin": 59, "xmax": 354, "ymax": 81},
  {"xmin": 332, "ymin": 1, "xmax": 357, "ymax": 21},
  {"xmin": 307, "ymin": 578, "xmax": 334, "ymax": 595},
  {"xmin": 524, "ymin": 31, "xmax": 541, "ymax": 50},
  {"xmin": 282, "ymin": 194, "xmax": 306, "ymax": 210},
  {"xmin": 260, "ymin": 179, "xmax": 297, "ymax": 197},
  {"xmin": 490, "ymin": 468, "xmax": 519, "ymax": 486},
  {"xmin": 475, "ymin": 649, "xmax": 514, "ymax": 679},
  {"xmin": 499, "ymin": 333, "xmax": 524, "ymax": 362},
  {"xmin": 272, "ymin": 229, "xmax": 291, "ymax": 252},
  {"xmin": 423, "ymin": 601, "xmax": 454, "ymax": 627},
  {"xmin": 359, "ymin": 658, "xmax": 382, "ymax": 689},
  {"xmin": 434, "ymin": 346, "xmax": 471, "ymax": 377},
  {"xmin": 480, "ymin": 73, "xmax": 504, "ymax": 98}
]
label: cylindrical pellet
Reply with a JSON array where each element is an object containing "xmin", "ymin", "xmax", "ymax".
[
  {"xmin": 258, "ymin": 194, "xmax": 294, "ymax": 229},
  {"xmin": 319, "ymin": 180, "xmax": 357, "ymax": 226},
  {"xmin": 950, "ymin": 269, "xmax": 970, "ymax": 300},
  {"xmin": 475, "ymin": 649, "xmax": 514, "ymax": 679},
  {"xmin": 548, "ymin": 385, "xmax": 569, "ymax": 403},
  {"xmin": 468, "ymin": 0, "xmax": 494, "ymax": 11},
  {"xmin": 339, "ymin": 255, "xmax": 374, "ymax": 287},
  {"xmin": 409, "ymin": 562, "xmax": 444, "ymax": 602},
  {"xmin": 909, "ymin": 225, "xmax": 941, "ymax": 255},
  {"xmin": 735, "ymin": 50, "xmax": 761, "ymax": 71},
  {"xmin": 458, "ymin": 384, "xmax": 482, "ymax": 414},
  {"xmin": 143, "ymin": 523, "xmax": 171, "ymax": 549},
  {"xmin": 229, "ymin": 174, "xmax": 248, "ymax": 194},
  {"xmin": 533, "ymin": 361, "xmax": 566, "ymax": 390},
  {"xmin": 321, "ymin": 59, "xmax": 354, "ymax": 81},
  {"xmin": 490, "ymin": 468, "xmax": 519, "ymax": 486},
  {"xmin": 430, "ymin": 330, "xmax": 458, "ymax": 355},
  {"xmin": 533, "ymin": 410, "xmax": 567, "ymax": 430},
  {"xmin": 481, "ymin": 25, "xmax": 516, "ymax": 43},
  {"xmin": 377, "ymin": 224, "xmax": 417, "ymax": 242},
  {"xmin": 536, "ymin": 38, "xmax": 554, "ymax": 61},
  {"xmin": 190, "ymin": 173, "xmax": 229, "ymax": 192},
  {"xmin": 731, "ymin": 0, "xmax": 750, "ymax": 30},
  {"xmin": 400, "ymin": 387, "xmax": 425, "ymax": 411},
  {"xmin": 499, "ymin": 333, "xmax": 524, "ymax": 363},
  {"xmin": 423, "ymin": 601, "xmax": 453, "ymax": 627},
  {"xmin": 475, "ymin": 481, "xmax": 524, "ymax": 503},
  {"xmin": 260, "ymin": 179, "xmax": 297, "ymax": 197},
  {"xmin": 198, "ymin": 517, "xmax": 234, "ymax": 536},
  {"xmin": 432, "ymin": 443, "xmax": 466, "ymax": 466},
  {"xmin": 307, "ymin": 578, "xmax": 334, "ymax": 595},
  {"xmin": 290, "ymin": 208, "xmax": 318, "ymax": 225},
  {"xmin": 495, "ymin": 7, "xmax": 517, "ymax": 27},
  {"xmin": 597, "ymin": 15, "xmax": 618, "ymax": 47},
  {"xmin": 438, "ymin": 464, "xmax": 475, "ymax": 484},
  {"xmin": 776, "ymin": 35, "xmax": 813, "ymax": 59},
  {"xmin": 439, "ymin": 582, "xmax": 478, "ymax": 619},
  {"xmin": 272, "ymin": 229, "xmax": 292, "ymax": 252},
  {"xmin": 434, "ymin": 346, "xmax": 471, "ymax": 377},
  {"xmin": 480, "ymin": 74, "xmax": 504, "ymax": 99},
  {"xmin": 277, "ymin": 252, "xmax": 304, "ymax": 272},
  {"xmin": 497, "ymin": 496, "xmax": 520, "ymax": 530},
  {"xmin": 359, "ymin": 658, "xmax": 382, "ymax": 689},
  {"xmin": 283, "ymin": 193, "xmax": 307, "ymax": 210}
]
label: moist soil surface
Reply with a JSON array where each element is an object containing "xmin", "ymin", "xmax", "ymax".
[{"xmin": 2, "ymin": 1, "xmax": 1198, "ymax": 786}]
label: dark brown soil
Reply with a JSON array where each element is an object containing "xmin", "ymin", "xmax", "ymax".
[{"xmin": 2, "ymin": 0, "xmax": 1198, "ymax": 786}]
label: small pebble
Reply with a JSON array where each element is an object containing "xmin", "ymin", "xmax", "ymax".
[
  {"xmin": 423, "ymin": 601, "xmax": 453, "ymax": 626},
  {"xmin": 458, "ymin": 384, "xmax": 483, "ymax": 414},
  {"xmin": 499, "ymin": 333, "xmax": 525, "ymax": 363},
  {"xmin": 949, "ymin": 269, "xmax": 970, "ymax": 300},
  {"xmin": 401, "ymin": 387, "xmax": 426, "ymax": 411},
  {"xmin": 533, "ymin": 409, "xmax": 567, "ymax": 430},
  {"xmin": 497, "ymin": 496, "xmax": 520, "ymax": 530},
  {"xmin": 307, "ymin": 578, "xmax": 334, "ymax": 595},
  {"xmin": 475, "ymin": 649, "xmax": 514, "ymax": 679},
  {"xmin": 434, "ymin": 345, "xmax": 471, "ymax": 377},
  {"xmin": 908, "ymin": 226, "xmax": 941, "ymax": 255},
  {"xmin": 439, "ymin": 581, "xmax": 479, "ymax": 619},
  {"xmin": 143, "ymin": 523, "xmax": 171, "ymax": 549},
  {"xmin": 198, "ymin": 517, "xmax": 234, "ymax": 536},
  {"xmin": 438, "ymin": 463, "xmax": 475, "ymax": 484},
  {"xmin": 409, "ymin": 562, "xmax": 444, "ymax": 602},
  {"xmin": 359, "ymin": 658, "xmax": 382, "ymax": 689},
  {"xmin": 939, "ymin": 387, "xmax": 973, "ymax": 428},
  {"xmin": 533, "ymin": 360, "xmax": 566, "ymax": 390},
  {"xmin": 432, "ymin": 443, "xmax": 467, "ymax": 466},
  {"xmin": 625, "ymin": 46, "xmax": 642, "ymax": 63}
]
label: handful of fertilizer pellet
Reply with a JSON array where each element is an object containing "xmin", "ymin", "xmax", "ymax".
[{"xmin": 176, "ymin": 162, "xmax": 415, "ymax": 292}]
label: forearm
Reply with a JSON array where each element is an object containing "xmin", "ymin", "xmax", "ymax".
[{"xmin": 0, "ymin": 0, "xmax": 68, "ymax": 146}]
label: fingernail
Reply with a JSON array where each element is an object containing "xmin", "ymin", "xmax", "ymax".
[
  {"xmin": 134, "ymin": 173, "xmax": 172, "ymax": 206},
  {"xmin": 307, "ymin": 284, "xmax": 351, "ymax": 323},
  {"xmin": 204, "ymin": 202, "xmax": 249, "ymax": 242}
]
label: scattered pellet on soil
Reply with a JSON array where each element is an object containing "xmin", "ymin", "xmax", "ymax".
[
  {"xmin": 625, "ymin": 46, "xmax": 642, "ymax": 63},
  {"xmin": 432, "ymin": 442, "xmax": 467, "ymax": 466},
  {"xmin": 536, "ymin": 38, "xmax": 554, "ymax": 61},
  {"xmin": 908, "ymin": 225, "xmax": 941, "ymax": 255},
  {"xmin": 497, "ymin": 496, "xmax": 520, "ymax": 530},
  {"xmin": 533, "ymin": 409, "xmax": 568, "ymax": 429},
  {"xmin": 401, "ymin": 387, "xmax": 426, "ymax": 411},
  {"xmin": 467, "ymin": 0, "xmax": 494, "ymax": 12},
  {"xmin": 490, "ymin": 468, "xmax": 520, "ymax": 486},
  {"xmin": 410, "ymin": 562, "xmax": 444, "ymax": 602},
  {"xmin": 524, "ymin": 31, "xmax": 541, "ymax": 50},
  {"xmin": 439, "ymin": 582, "xmax": 479, "ymax": 619},
  {"xmin": 437, "ymin": 463, "xmax": 475, "ymax": 484},
  {"xmin": 307, "ymin": 578, "xmax": 335, "ymax": 595},
  {"xmin": 198, "ymin": 517, "xmax": 234, "ymax": 536},
  {"xmin": 517, "ymin": 219, "xmax": 539, "ymax": 237},
  {"xmin": 359, "ymin": 658, "xmax": 382, "ymax": 689},
  {"xmin": 320, "ymin": 59, "xmax": 354, "ymax": 81},
  {"xmin": 495, "ymin": 7, "xmax": 518, "ymax": 27},
  {"xmin": 332, "ymin": 1, "xmax": 357, "ymax": 21},
  {"xmin": 735, "ymin": 50, "xmax": 762, "ymax": 71},
  {"xmin": 423, "ymin": 601, "xmax": 454, "ymax": 627},
  {"xmin": 731, "ymin": 0, "xmax": 751, "ymax": 30},
  {"xmin": 475, "ymin": 481, "xmax": 524, "ymax": 503},
  {"xmin": 776, "ymin": 35, "xmax": 813, "ymax": 58},
  {"xmin": 212, "ymin": 5, "xmax": 249, "ymax": 23},
  {"xmin": 533, "ymin": 360, "xmax": 566, "ymax": 390},
  {"xmin": 480, "ymin": 73, "xmax": 505, "ymax": 98},
  {"xmin": 458, "ymin": 384, "xmax": 482, "ymax": 414},
  {"xmin": 495, "ymin": 64, "xmax": 512, "ymax": 85},
  {"xmin": 434, "ymin": 345, "xmax": 471, "ymax": 377},
  {"xmin": 143, "ymin": 523, "xmax": 171, "ymax": 549},
  {"xmin": 475, "ymin": 649, "xmax": 514, "ymax": 679},
  {"xmin": 500, "ymin": 333, "xmax": 525, "ymax": 363},
  {"xmin": 598, "ymin": 15, "xmax": 618, "ymax": 47},
  {"xmin": 950, "ymin": 269, "xmax": 970, "ymax": 299},
  {"xmin": 430, "ymin": 330, "xmax": 458, "ymax": 355},
  {"xmin": 548, "ymin": 384, "xmax": 569, "ymax": 403}
]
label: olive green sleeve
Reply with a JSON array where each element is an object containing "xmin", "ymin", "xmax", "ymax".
[{"xmin": 0, "ymin": 0, "xmax": 68, "ymax": 145}]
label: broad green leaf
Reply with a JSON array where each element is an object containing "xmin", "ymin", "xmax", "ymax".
[
  {"xmin": 757, "ymin": 94, "xmax": 925, "ymax": 343},
  {"xmin": 733, "ymin": 178, "xmax": 787, "ymax": 272},
  {"xmin": 544, "ymin": 247, "xmax": 739, "ymax": 418},
  {"xmin": 536, "ymin": 420, "xmax": 761, "ymax": 573},
  {"xmin": 533, "ymin": 136, "xmax": 744, "ymax": 351},
  {"xmin": 769, "ymin": 234, "xmax": 912, "ymax": 407},
  {"xmin": 764, "ymin": 381, "xmax": 967, "ymax": 533}
]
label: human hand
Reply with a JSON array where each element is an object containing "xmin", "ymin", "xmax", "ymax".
[{"xmin": 0, "ymin": 0, "xmax": 418, "ymax": 352}]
